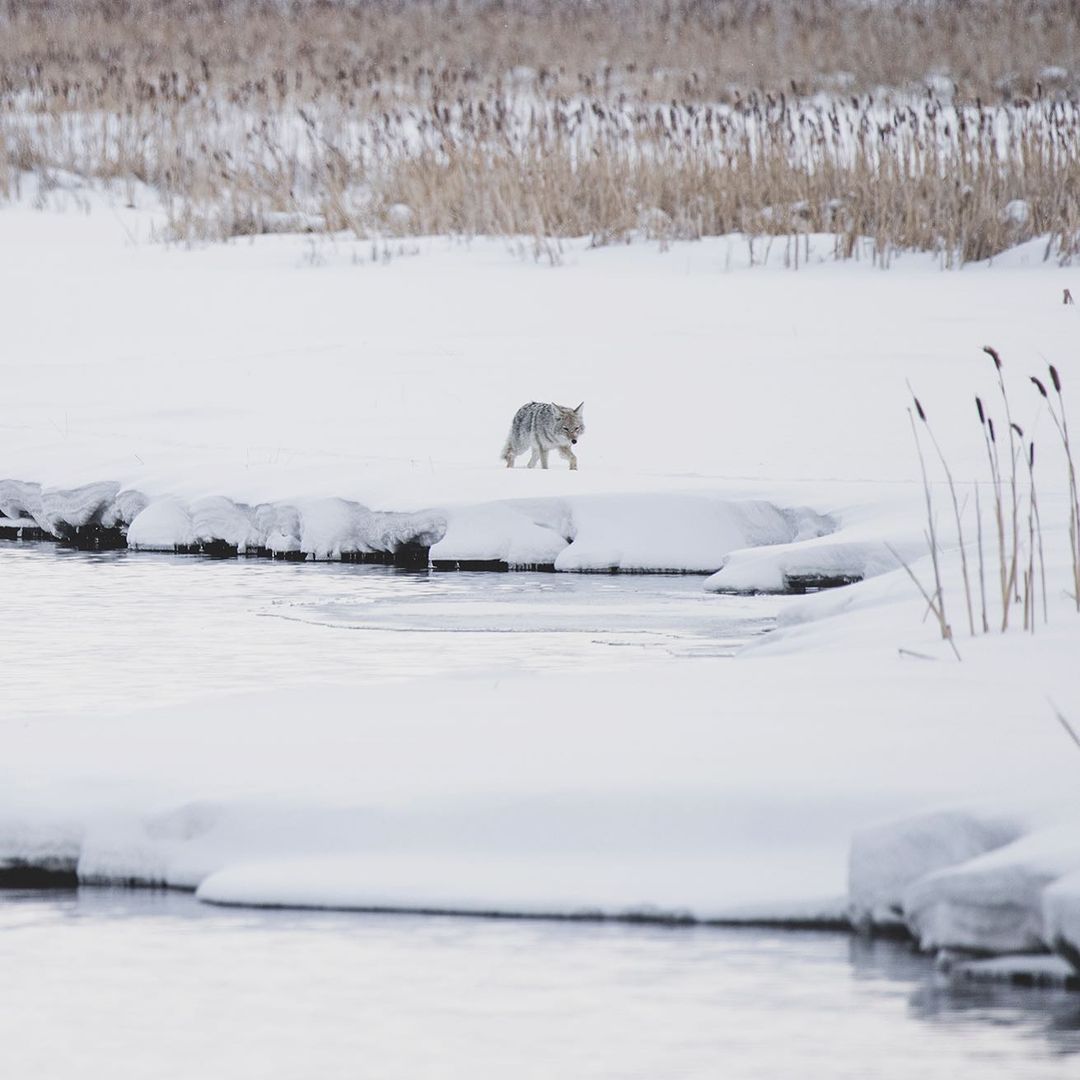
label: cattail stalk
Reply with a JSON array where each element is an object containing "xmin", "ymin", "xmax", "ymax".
[
  {"xmin": 1033, "ymin": 367, "xmax": 1080, "ymax": 612},
  {"xmin": 907, "ymin": 408, "xmax": 953, "ymax": 645},
  {"xmin": 909, "ymin": 385, "xmax": 975, "ymax": 636},
  {"xmin": 975, "ymin": 483, "xmax": 989, "ymax": 633},
  {"xmin": 984, "ymin": 346, "xmax": 1020, "ymax": 628},
  {"xmin": 977, "ymin": 397, "xmax": 1007, "ymax": 630}
]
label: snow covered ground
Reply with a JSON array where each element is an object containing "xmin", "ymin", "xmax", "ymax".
[{"xmin": 3, "ymin": 181, "xmax": 1080, "ymax": 971}]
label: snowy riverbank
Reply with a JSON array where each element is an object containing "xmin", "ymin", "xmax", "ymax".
[{"xmin": 4, "ymin": 181, "xmax": 1080, "ymax": 980}]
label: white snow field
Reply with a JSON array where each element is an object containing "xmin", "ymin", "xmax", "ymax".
[{"xmin": 4, "ymin": 181, "xmax": 1080, "ymax": 969}]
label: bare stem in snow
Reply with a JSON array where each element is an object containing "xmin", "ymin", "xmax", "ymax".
[
  {"xmin": 886, "ymin": 542, "xmax": 961, "ymax": 660},
  {"xmin": 909, "ymin": 384, "xmax": 975, "ymax": 636},
  {"xmin": 984, "ymin": 346, "xmax": 1021, "ymax": 629},
  {"xmin": 1032, "ymin": 367, "xmax": 1080, "ymax": 612},
  {"xmin": 975, "ymin": 483, "xmax": 989, "ymax": 633}
]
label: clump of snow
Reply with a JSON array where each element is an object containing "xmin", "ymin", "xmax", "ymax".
[
  {"xmin": 555, "ymin": 495, "xmax": 827, "ymax": 574},
  {"xmin": 849, "ymin": 809, "xmax": 1026, "ymax": 930},
  {"xmin": 0, "ymin": 479, "xmax": 42, "ymax": 521},
  {"xmin": 903, "ymin": 823, "xmax": 1080, "ymax": 954},
  {"xmin": 37, "ymin": 481, "xmax": 120, "ymax": 536},
  {"xmin": 190, "ymin": 496, "xmax": 261, "ymax": 551},
  {"xmin": 1042, "ymin": 869, "xmax": 1080, "ymax": 970},
  {"xmin": 924, "ymin": 73, "xmax": 954, "ymax": 97},
  {"xmin": 385, "ymin": 203, "xmax": 414, "ymax": 228},
  {"xmin": 127, "ymin": 497, "xmax": 196, "ymax": 551},
  {"xmin": 100, "ymin": 488, "xmax": 149, "ymax": 529},
  {"xmin": 259, "ymin": 503, "xmax": 301, "ymax": 555},
  {"xmin": 1003, "ymin": 199, "xmax": 1031, "ymax": 227},
  {"xmin": 430, "ymin": 501, "xmax": 567, "ymax": 566}
]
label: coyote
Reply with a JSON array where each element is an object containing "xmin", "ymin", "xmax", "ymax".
[{"xmin": 502, "ymin": 401, "xmax": 585, "ymax": 470}]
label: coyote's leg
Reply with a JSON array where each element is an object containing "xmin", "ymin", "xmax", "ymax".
[
  {"xmin": 527, "ymin": 445, "xmax": 540, "ymax": 468},
  {"xmin": 558, "ymin": 445, "xmax": 578, "ymax": 471},
  {"xmin": 504, "ymin": 451, "xmax": 516, "ymax": 468},
  {"xmin": 539, "ymin": 447, "xmax": 550, "ymax": 469}
]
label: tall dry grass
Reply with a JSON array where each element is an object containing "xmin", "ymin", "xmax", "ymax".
[{"xmin": 3, "ymin": 1, "xmax": 1080, "ymax": 260}]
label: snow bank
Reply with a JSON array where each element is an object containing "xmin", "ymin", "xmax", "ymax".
[
  {"xmin": 5, "ymin": 475, "xmax": 836, "ymax": 575},
  {"xmin": 554, "ymin": 495, "xmax": 826, "ymax": 573},
  {"xmin": 903, "ymin": 823, "xmax": 1080, "ymax": 954},
  {"xmin": 429, "ymin": 500, "xmax": 569, "ymax": 567},
  {"xmin": 848, "ymin": 809, "xmax": 1026, "ymax": 930},
  {"xmin": 0, "ymin": 479, "xmax": 145, "ymax": 539},
  {"xmin": 1042, "ymin": 870, "xmax": 1080, "ymax": 971}
]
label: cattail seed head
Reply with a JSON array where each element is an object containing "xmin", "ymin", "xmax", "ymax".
[
  {"xmin": 1029, "ymin": 441, "xmax": 1036, "ymax": 468},
  {"xmin": 976, "ymin": 396, "xmax": 986, "ymax": 424},
  {"xmin": 1050, "ymin": 364, "xmax": 1063, "ymax": 393},
  {"xmin": 1011, "ymin": 421, "xmax": 1024, "ymax": 438},
  {"xmin": 983, "ymin": 345, "xmax": 1002, "ymax": 370},
  {"xmin": 913, "ymin": 396, "xmax": 926, "ymax": 421},
  {"xmin": 988, "ymin": 417, "xmax": 996, "ymax": 443},
  {"xmin": 1031, "ymin": 376, "xmax": 1048, "ymax": 398}
]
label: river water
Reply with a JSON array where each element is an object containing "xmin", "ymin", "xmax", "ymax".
[
  {"xmin": 1, "ymin": 889, "xmax": 1079, "ymax": 1079},
  {"xmin": 0, "ymin": 543, "xmax": 779, "ymax": 717},
  {"xmin": 3, "ymin": 543, "xmax": 1079, "ymax": 1077}
]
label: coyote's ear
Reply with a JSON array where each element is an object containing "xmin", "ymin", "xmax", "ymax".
[{"xmin": 574, "ymin": 401, "xmax": 584, "ymax": 414}]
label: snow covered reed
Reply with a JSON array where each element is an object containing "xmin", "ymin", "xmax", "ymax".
[{"xmin": 3, "ymin": 0, "xmax": 1080, "ymax": 261}]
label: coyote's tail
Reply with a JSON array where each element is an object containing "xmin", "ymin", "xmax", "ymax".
[{"xmin": 501, "ymin": 431, "xmax": 517, "ymax": 465}]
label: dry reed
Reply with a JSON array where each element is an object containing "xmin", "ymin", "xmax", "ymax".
[{"xmin": 2, "ymin": 1, "xmax": 1080, "ymax": 258}]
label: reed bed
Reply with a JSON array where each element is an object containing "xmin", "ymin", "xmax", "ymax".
[{"xmin": 3, "ymin": 1, "xmax": 1080, "ymax": 259}]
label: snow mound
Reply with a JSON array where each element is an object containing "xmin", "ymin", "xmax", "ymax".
[
  {"xmin": 430, "ymin": 501, "xmax": 568, "ymax": 567},
  {"xmin": 849, "ymin": 809, "xmax": 1026, "ymax": 930},
  {"xmin": 1042, "ymin": 870, "xmax": 1080, "ymax": 971},
  {"xmin": 432, "ymin": 495, "xmax": 834, "ymax": 574},
  {"xmin": 903, "ymin": 823, "xmax": 1080, "ymax": 954},
  {"xmin": 38, "ymin": 481, "xmax": 121, "ymax": 535},
  {"xmin": 0, "ymin": 479, "xmax": 146, "ymax": 539},
  {"xmin": 190, "ymin": 496, "xmax": 261, "ymax": 552},
  {"xmin": 127, "ymin": 497, "xmax": 196, "ymax": 551},
  {"xmin": 556, "ymin": 495, "xmax": 821, "ymax": 573},
  {"xmin": 124, "ymin": 493, "xmax": 446, "ymax": 559},
  {"xmin": 0, "ymin": 479, "xmax": 42, "ymax": 522}
]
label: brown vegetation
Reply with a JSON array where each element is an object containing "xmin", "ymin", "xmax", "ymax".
[{"xmin": 2, "ymin": 1, "xmax": 1080, "ymax": 259}]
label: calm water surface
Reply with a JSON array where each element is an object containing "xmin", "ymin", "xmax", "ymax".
[
  {"xmin": 1, "ymin": 889, "xmax": 1079, "ymax": 1080},
  {"xmin": 1, "ymin": 542, "xmax": 782, "ymax": 717}
]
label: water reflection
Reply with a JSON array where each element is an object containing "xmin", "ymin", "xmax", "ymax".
[
  {"xmin": 1, "ymin": 889, "xmax": 1078, "ymax": 1079},
  {"xmin": 850, "ymin": 934, "xmax": 1080, "ymax": 1057},
  {"xmin": 1, "ymin": 542, "xmax": 783, "ymax": 718}
]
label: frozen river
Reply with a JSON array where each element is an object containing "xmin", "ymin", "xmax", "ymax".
[{"xmin": 1, "ymin": 888, "xmax": 1079, "ymax": 1079}]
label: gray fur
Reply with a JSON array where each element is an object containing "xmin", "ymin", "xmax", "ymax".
[{"xmin": 502, "ymin": 401, "xmax": 585, "ymax": 470}]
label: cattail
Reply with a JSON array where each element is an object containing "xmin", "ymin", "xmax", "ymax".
[
  {"xmin": 1031, "ymin": 376, "xmax": 1048, "ymax": 398},
  {"xmin": 907, "ymin": 381, "xmax": 974, "ymax": 637},
  {"xmin": 984, "ymin": 345, "xmax": 1002, "ymax": 370},
  {"xmin": 988, "ymin": 417, "xmax": 996, "ymax": 442},
  {"xmin": 1050, "ymin": 365, "xmax": 1063, "ymax": 393},
  {"xmin": 1011, "ymin": 422, "xmax": 1024, "ymax": 439},
  {"xmin": 976, "ymin": 397, "xmax": 986, "ymax": 424}
]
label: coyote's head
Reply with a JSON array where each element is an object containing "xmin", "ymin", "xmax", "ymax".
[{"xmin": 557, "ymin": 402, "xmax": 585, "ymax": 445}]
